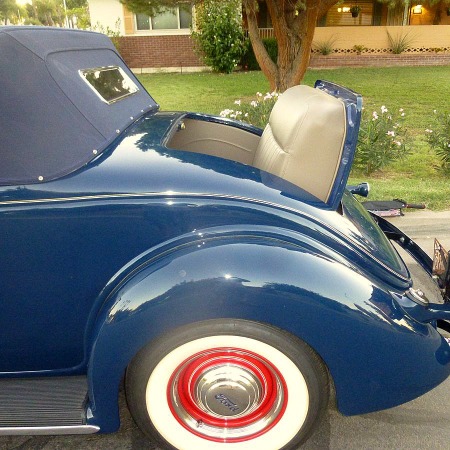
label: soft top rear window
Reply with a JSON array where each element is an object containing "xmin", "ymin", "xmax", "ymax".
[{"xmin": 79, "ymin": 66, "xmax": 139, "ymax": 104}]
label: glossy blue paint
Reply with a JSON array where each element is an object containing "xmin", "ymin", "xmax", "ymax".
[
  {"xmin": 2, "ymin": 30, "xmax": 450, "ymax": 436},
  {"xmin": 2, "ymin": 107, "xmax": 450, "ymax": 432},
  {"xmin": 86, "ymin": 232, "xmax": 450, "ymax": 430}
]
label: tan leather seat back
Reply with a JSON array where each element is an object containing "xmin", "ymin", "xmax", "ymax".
[{"xmin": 253, "ymin": 85, "xmax": 347, "ymax": 203}]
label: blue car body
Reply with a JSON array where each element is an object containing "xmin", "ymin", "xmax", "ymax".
[{"xmin": 0, "ymin": 27, "xmax": 449, "ymax": 441}]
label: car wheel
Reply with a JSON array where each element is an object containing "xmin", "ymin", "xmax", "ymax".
[{"xmin": 126, "ymin": 320, "xmax": 328, "ymax": 450}]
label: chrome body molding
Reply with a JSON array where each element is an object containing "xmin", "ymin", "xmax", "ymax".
[{"xmin": 0, "ymin": 425, "xmax": 100, "ymax": 435}]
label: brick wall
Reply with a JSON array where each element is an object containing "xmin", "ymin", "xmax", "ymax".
[
  {"xmin": 118, "ymin": 35, "xmax": 203, "ymax": 70},
  {"xmin": 309, "ymin": 52, "xmax": 450, "ymax": 69},
  {"xmin": 118, "ymin": 34, "xmax": 450, "ymax": 71}
]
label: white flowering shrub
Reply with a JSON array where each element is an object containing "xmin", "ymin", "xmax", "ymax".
[
  {"xmin": 425, "ymin": 110, "xmax": 450, "ymax": 173},
  {"xmin": 191, "ymin": 0, "xmax": 245, "ymax": 74},
  {"xmin": 354, "ymin": 106, "xmax": 411, "ymax": 175},
  {"xmin": 221, "ymin": 98, "xmax": 411, "ymax": 175},
  {"xmin": 220, "ymin": 91, "xmax": 279, "ymax": 129}
]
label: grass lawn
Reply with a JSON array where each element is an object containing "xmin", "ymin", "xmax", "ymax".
[{"xmin": 138, "ymin": 66, "xmax": 450, "ymax": 209}]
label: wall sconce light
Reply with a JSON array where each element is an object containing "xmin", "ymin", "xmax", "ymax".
[
  {"xmin": 337, "ymin": 7, "xmax": 351, "ymax": 13},
  {"xmin": 412, "ymin": 5, "xmax": 422, "ymax": 14}
]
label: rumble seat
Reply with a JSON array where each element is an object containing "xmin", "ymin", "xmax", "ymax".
[{"xmin": 253, "ymin": 85, "xmax": 347, "ymax": 203}]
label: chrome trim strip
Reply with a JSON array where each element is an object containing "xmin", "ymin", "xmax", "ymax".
[
  {"xmin": 0, "ymin": 425, "xmax": 99, "ymax": 435},
  {"xmin": 0, "ymin": 191, "xmax": 409, "ymax": 282}
]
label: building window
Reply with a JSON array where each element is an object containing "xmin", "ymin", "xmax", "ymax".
[{"xmin": 135, "ymin": 4, "xmax": 192, "ymax": 32}]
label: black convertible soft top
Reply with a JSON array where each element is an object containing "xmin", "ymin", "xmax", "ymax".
[{"xmin": 0, "ymin": 27, "xmax": 158, "ymax": 185}]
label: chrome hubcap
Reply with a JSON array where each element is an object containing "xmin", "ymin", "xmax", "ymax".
[
  {"xmin": 196, "ymin": 364, "xmax": 262, "ymax": 417},
  {"xmin": 167, "ymin": 348, "xmax": 287, "ymax": 442}
]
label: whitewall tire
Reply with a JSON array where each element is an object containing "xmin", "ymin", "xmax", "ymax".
[{"xmin": 126, "ymin": 320, "xmax": 328, "ymax": 450}]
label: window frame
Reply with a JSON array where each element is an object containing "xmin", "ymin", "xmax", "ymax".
[
  {"xmin": 134, "ymin": 4, "xmax": 193, "ymax": 36},
  {"xmin": 79, "ymin": 66, "xmax": 140, "ymax": 105}
]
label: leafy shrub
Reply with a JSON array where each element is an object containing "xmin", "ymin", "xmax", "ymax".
[
  {"xmin": 92, "ymin": 19, "xmax": 121, "ymax": 51},
  {"xmin": 353, "ymin": 44, "xmax": 367, "ymax": 54},
  {"xmin": 241, "ymin": 38, "xmax": 278, "ymax": 71},
  {"xmin": 387, "ymin": 30, "xmax": 414, "ymax": 54},
  {"xmin": 262, "ymin": 38, "xmax": 278, "ymax": 63},
  {"xmin": 24, "ymin": 17, "xmax": 42, "ymax": 26},
  {"xmin": 191, "ymin": 0, "xmax": 245, "ymax": 74},
  {"xmin": 425, "ymin": 111, "xmax": 450, "ymax": 172},
  {"xmin": 220, "ymin": 92, "xmax": 279, "ymax": 129},
  {"xmin": 312, "ymin": 36, "xmax": 337, "ymax": 55},
  {"xmin": 354, "ymin": 106, "xmax": 411, "ymax": 175}
]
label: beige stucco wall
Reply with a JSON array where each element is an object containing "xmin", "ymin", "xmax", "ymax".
[
  {"xmin": 313, "ymin": 25, "xmax": 450, "ymax": 51},
  {"xmin": 89, "ymin": 0, "xmax": 126, "ymax": 34}
]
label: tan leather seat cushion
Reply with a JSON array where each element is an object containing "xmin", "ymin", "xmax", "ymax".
[{"xmin": 253, "ymin": 85, "xmax": 347, "ymax": 202}]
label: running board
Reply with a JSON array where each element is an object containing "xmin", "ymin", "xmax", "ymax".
[{"xmin": 0, "ymin": 376, "xmax": 94, "ymax": 431}]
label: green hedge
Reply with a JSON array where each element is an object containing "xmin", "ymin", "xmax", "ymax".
[{"xmin": 241, "ymin": 38, "xmax": 278, "ymax": 71}]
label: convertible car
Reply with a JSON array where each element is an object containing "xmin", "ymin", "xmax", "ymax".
[{"xmin": 1, "ymin": 27, "xmax": 449, "ymax": 450}]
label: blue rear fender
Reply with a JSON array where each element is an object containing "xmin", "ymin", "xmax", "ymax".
[{"xmin": 85, "ymin": 228, "xmax": 450, "ymax": 432}]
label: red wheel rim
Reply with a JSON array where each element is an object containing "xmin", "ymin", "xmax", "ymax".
[{"xmin": 167, "ymin": 347, "xmax": 288, "ymax": 442}]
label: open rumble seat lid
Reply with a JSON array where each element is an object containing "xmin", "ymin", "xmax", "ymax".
[{"xmin": 0, "ymin": 27, "xmax": 158, "ymax": 185}]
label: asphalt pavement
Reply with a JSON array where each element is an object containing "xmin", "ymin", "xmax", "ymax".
[
  {"xmin": 1, "ymin": 209, "xmax": 449, "ymax": 450},
  {"xmin": 387, "ymin": 209, "xmax": 450, "ymax": 254}
]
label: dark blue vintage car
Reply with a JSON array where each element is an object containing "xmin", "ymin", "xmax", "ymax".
[{"xmin": 1, "ymin": 27, "xmax": 449, "ymax": 450}]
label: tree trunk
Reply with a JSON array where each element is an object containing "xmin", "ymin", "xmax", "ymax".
[
  {"xmin": 271, "ymin": 1, "xmax": 319, "ymax": 92},
  {"xmin": 243, "ymin": 0, "xmax": 338, "ymax": 92},
  {"xmin": 244, "ymin": 0, "xmax": 278, "ymax": 90}
]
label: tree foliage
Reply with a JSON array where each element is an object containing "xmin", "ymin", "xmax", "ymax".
[
  {"xmin": 66, "ymin": 0, "xmax": 90, "ymax": 27},
  {"xmin": 20, "ymin": 0, "xmax": 89, "ymax": 27},
  {"xmin": 120, "ymin": 0, "xmax": 190, "ymax": 16},
  {"xmin": 42, "ymin": 0, "xmax": 64, "ymax": 25},
  {"xmin": 0, "ymin": 0, "xmax": 18, "ymax": 25}
]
